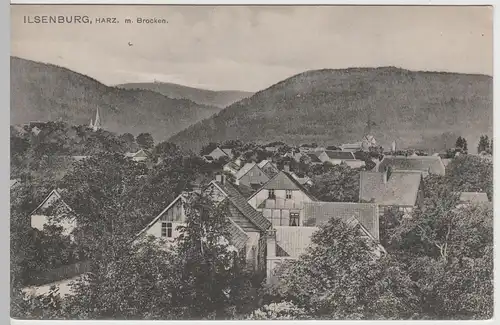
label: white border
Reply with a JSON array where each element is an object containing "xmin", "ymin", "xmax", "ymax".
[{"xmin": 7, "ymin": 1, "xmax": 498, "ymax": 325}]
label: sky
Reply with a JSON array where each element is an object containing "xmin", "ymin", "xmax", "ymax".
[{"xmin": 11, "ymin": 5, "xmax": 493, "ymax": 92}]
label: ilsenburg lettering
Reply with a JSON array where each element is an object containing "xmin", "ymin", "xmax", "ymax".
[{"xmin": 24, "ymin": 15, "xmax": 91, "ymax": 24}]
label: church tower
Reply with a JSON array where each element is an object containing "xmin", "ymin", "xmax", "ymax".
[{"xmin": 91, "ymin": 107, "xmax": 102, "ymax": 131}]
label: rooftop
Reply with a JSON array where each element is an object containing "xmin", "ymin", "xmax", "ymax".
[
  {"xmin": 377, "ymin": 155, "xmax": 446, "ymax": 175},
  {"xmin": 359, "ymin": 170, "xmax": 423, "ymax": 206}
]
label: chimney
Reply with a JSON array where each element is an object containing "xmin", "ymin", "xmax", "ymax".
[
  {"xmin": 383, "ymin": 166, "xmax": 392, "ymax": 184},
  {"xmin": 215, "ymin": 174, "xmax": 223, "ymax": 184},
  {"xmin": 391, "ymin": 140, "xmax": 396, "ymax": 152},
  {"xmin": 266, "ymin": 229, "xmax": 277, "ymax": 258},
  {"xmin": 283, "ymin": 164, "xmax": 290, "ymax": 173},
  {"xmin": 234, "ymin": 178, "xmax": 240, "ymax": 186}
]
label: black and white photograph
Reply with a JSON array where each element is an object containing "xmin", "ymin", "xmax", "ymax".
[{"xmin": 10, "ymin": 4, "xmax": 494, "ymax": 320}]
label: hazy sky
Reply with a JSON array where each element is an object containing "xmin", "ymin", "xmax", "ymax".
[{"xmin": 11, "ymin": 5, "xmax": 493, "ymax": 92}]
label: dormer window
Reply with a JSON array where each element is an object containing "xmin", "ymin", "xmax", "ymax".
[{"xmin": 268, "ymin": 189, "xmax": 276, "ymax": 199}]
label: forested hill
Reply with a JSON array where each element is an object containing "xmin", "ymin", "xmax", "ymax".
[
  {"xmin": 117, "ymin": 81, "xmax": 253, "ymax": 108},
  {"xmin": 168, "ymin": 67, "xmax": 493, "ymax": 152},
  {"xmin": 10, "ymin": 56, "xmax": 223, "ymax": 141}
]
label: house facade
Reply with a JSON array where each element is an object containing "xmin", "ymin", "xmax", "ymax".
[
  {"xmin": 234, "ymin": 162, "xmax": 270, "ymax": 188},
  {"xmin": 125, "ymin": 149, "xmax": 149, "ymax": 162},
  {"xmin": 247, "ymin": 171, "xmax": 317, "ymax": 227},
  {"xmin": 135, "ymin": 176, "xmax": 272, "ymax": 272},
  {"xmin": 30, "ymin": 189, "xmax": 77, "ymax": 238},
  {"xmin": 204, "ymin": 147, "xmax": 233, "ymax": 162},
  {"xmin": 265, "ymin": 201, "xmax": 385, "ymax": 283}
]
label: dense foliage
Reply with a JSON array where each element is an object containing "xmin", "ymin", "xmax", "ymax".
[{"xmin": 11, "ymin": 124, "xmax": 493, "ymax": 320}]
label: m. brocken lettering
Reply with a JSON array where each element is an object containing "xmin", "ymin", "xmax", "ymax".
[{"xmin": 24, "ymin": 15, "xmax": 91, "ymax": 24}]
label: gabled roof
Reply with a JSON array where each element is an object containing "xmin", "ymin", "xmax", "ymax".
[
  {"xmin": 307, "ymin": 153, "xmax": 322, "ymax": 163},
  {"xmin": 10, "ymin": 179, "xmax": 19, "ymax": 188},
  {"xmin": 234, "ymin": 162, "xmax": 259, "ymax": 179},
  {"xmin": 377, "ymin": 155, "xmax": 446, "ymax": 175},
  {"xmin": 323, "ymin": 150, "xmax": 356, "ymax": 160},
  {"xmin": 341, "ymin": 142, "xmax": 362, "ymax": 149},
  {"xmin": 303, "ymin": 202, "xmax": 380, "ymax": 240},
  {"xmin": 29, "ymin": 189, "xmax": 74, "ymax": 216},
  {"xmin": 211, "ymin": 180, "xmax": 272, "ymax": 231},
  {"xmin": 258, "ymin": 160, "xmax": 271, "ymax": 168},
  {"xmin": 221, "ymin": 148, "xmax": 233, "ymax": 157},
  {"xmin": 248, "ymin": 171, "xmax": 317, "ymax": 201},
  {"xmin": 134, "ymin": 193, "xmax": 190, "ymax": 239},
  {"xmin": 458, "ymin": 192, "xmax": 489, "ymax": 203},
  {"xmin": 359, "ymin": 170, "xmax": 422, "ymax": 206},
  {"xmin": 125, "ymin": 149, "xmax": 149, "ymax": 158}
]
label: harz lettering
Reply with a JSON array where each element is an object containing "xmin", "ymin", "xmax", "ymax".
[{"xmin": 95, "ymin": 17, "xmax": 118, "ymax": 24}]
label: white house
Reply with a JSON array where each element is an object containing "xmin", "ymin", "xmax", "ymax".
[
  {"xmin": 247, "ymin": 170, "xmax": 317, "ymax": 227},
  {"xmin": 124, "ymin": 149, "xmax": 149, "ymax": 162},
  {"xmin": 30, "ymin": 189, "xmax": 77, "ymax": 239}
]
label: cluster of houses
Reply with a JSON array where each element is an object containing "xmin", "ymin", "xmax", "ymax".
[{"xmin": 20, "ymin": 140, "xmax": 491, "ymax": 296}]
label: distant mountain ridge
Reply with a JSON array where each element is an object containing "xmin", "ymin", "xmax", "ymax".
[
  {"xmin": 168, "ymin": 67, "xmax": 493, "ymax": 152},
  {"xmin": 10, "ymin": 56, "xmax": 224, "ymax": 141},
  {"xmin": 117, "ymin": 81, "xmax": 253, "ymax": 108}
]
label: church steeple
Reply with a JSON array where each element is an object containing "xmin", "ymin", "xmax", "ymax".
[{"xmin": 93, "ymin": 107, "xmax": 101, "ymax": 130}]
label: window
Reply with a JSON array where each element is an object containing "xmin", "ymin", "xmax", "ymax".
[
  {"xmin": 268, "ymin": 189, "xmax": 276, "ymax": 199},
  {"xmin": 161, "ymin": 222, "xmax": 173, "ymax": 237},
  {"xmin": 290, "ymin": 213, "xmax": 300, "ymax": 226},
  {"xmin": 286, "ymin": 190, "xmax": 292, "ymax": 199}
]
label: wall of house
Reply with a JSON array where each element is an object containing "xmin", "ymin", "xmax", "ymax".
[
  {"xmin": 249, "ymin": 189, "xmax": 313, "ymax": 226},
  {"xmin": 144, "ymin": 220, "xmax": 185, "ymax": 242},
  {"xmin": 238, "ymin": 166, "xmax": 270, "ymax": 187},
  {"xmin": 31, "ymin": 214, "xmax": 77, "ymax": 237},
  {"xmin": 245, "ymin": 231, "xmax": 261, "ymax": 270}
]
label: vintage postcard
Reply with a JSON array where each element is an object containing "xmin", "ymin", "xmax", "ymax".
[{"xmin": 10, "ymin": 4, "xmax": 493, "ymax": 320}]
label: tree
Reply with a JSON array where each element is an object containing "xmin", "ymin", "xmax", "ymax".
[
  {"xmin": 246, "ymin": 302, "xmax": 311, "ymax": 320},
  {"xmin": 136, "ymin": 133, "xmax": 154, "ymax": 150},
  {"xmin": 172, "ymin": 194, "xmax": 253, "ymax": 319},
  {"xmin": 308, "ymin": 164, "xmax": 360, "ymax": 202},
  {"xmin": 445, "ymin": 155, "xmax": 493, "ymax": 201},
  {"xmin": 269, "ymin": 217, "xmax": 418, "ymax": 319},
  {"xmin": 455, "ymin": 136, "xmax": 468, "ymax": 153},
  {"xmin": 477, "ymin": 135, "xmax": 490, "ymax": 154},
  {"xmin": 387, "ymin": 195, "xmax": 493, "ymax": 319}
]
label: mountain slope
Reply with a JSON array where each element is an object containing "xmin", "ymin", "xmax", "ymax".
[
  {"xmin": 117, "ymin": 82, "xmax": 253, "ymax": 108},
  {"xmin": 169, "ymin": 67, "xmax": 493, "ymax": 152},
  {"xmin": 10, "ymin": 57, "xmax": 223, "ymax": 141}
]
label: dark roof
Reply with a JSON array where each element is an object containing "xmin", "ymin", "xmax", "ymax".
[
  {"xmin": 307, "ymin": 153, "xmax": 322, "ymax": 163},
  {"xmin": 324, "ymin": 150, "xmax": 356, "ymax": 160},
  {"xmin": 377, "ymin": 155, "xmax": 445, "ymax": 175},
  {"xmin": 303, "ymin": 202, "xmax": 380, "ymax": 240},
  {"xmin": 213, "ymin": 180, "xmax": 272, "ymax": 231},
  {"xmin": 359, "ymin": 170, "xmax": 422, "ymax": 206},
  {"xmin": 226, "ymin": 219, "xmax": 249, "ymax": 251},
  {"xmin": 235, "ymin": 183, "xmax": 257, "ymax": 198}
]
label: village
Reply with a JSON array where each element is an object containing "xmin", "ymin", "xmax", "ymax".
[{"xmin": 11, "ymin": 105, "xmax": 493, "ymax": 314}]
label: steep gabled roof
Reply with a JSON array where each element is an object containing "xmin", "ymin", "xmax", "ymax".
[
  {"xmin": 29, "ymin": 189, "xmax": 74, "ymax": 216},
  {"xmin": 248, "ymin": 171, "xmax": 317, "ymax": 201},
  {"xmin": 377, "ymin": 155, "xmax": 446, "ymax": 175},
  {"xmin": 211, "ymin": 180, "xmax": 272, "ymax": 231},
  {"xmin": 359, "ymin": 170, "xmax": 422, "ymax": 206},
  {"xmin": 134, "ymin": 193, "xmax": 189, "ymax": 239},
  {"xmin": 234, "ymin": 162, "xmax": 258, "ymax": 179},
  {"xmin": 303, "ymin": 202, "xmax": 380, "ymax": 240},
  {"xmin": 307, "ymin": 153, "xmax": 322, "ymax": 163},
  {"xmin": 324, "ymin": 150, "xmax": 356, "ymax": 160}
]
